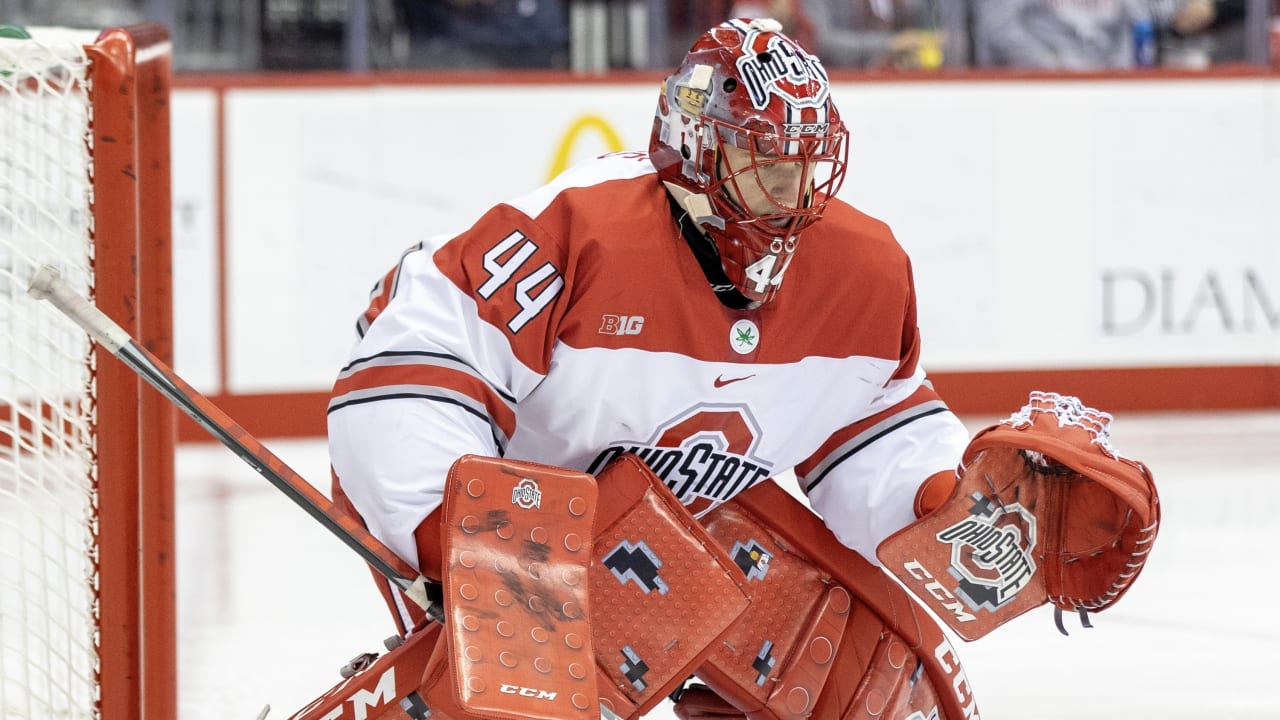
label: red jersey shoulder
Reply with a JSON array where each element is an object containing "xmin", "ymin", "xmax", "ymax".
[
  {"xmin": 787, "ymin": 200, "xmax": 913, "ymax": 308},
  {"xmin": 431, "ymin": 154, "xmax": 667, "ymax": 371},
  {"xmin": 432, "ymin": 204, "xmax": 568, "ymax": 371},
  {"xmin": 762, "ymin": 200, "xmax": 918, "ymax": 363},
  {"xmin": 805, "ymin": 199, "xmax": 910, "ymax": 275}
]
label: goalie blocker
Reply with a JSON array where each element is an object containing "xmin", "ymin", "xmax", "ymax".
[{"xmin": 294, "ymin": 454, "xmax": 980, "ymax": 720}]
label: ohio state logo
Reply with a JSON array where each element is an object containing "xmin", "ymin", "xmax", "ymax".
[
  {"xmin": 938, "ymin": 492, "xmax": 1037, "ymax": 611},
  {"xmin": 511, "ymin": 478, "xmax": 542, "ymax": 510},
  {"xmin": 735, "ymin": 27, "xmax": 829, "ymax": 110},
  {"xmin": 587, "ymin": 404, "xmax": 773, "ymax": 517}
]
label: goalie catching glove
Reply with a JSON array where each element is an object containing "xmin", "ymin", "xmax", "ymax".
[{"xmin": 877, "ymin": 391, "xmax": 1160, "ymax": 640}]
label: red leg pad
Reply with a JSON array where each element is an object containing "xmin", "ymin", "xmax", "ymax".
[
  {"xmin": 588, "ymin": 453, "xmax": 752, "ymax": 719},
  {"xmin": 432, "ymin": 454, "xmax": 601, "ymax": 720},
  {"xmin": 697, "ymin": 482, "xmax": 980, "ymax": 720}
]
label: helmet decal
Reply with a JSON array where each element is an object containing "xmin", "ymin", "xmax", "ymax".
[
  {"xmin": 733, "ymin": 22, "xmax": 830, "ymax": 110},
  {"xmin": 675, "ymin": 64, "xmax": 713, "ymax": 115}
]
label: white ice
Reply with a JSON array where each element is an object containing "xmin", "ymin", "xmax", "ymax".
[{"xmin": 177, "ymin": 411, "xmax": 1280, "ymax": 720}]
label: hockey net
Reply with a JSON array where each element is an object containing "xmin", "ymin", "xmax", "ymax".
[{"xmin": 0, "ymin": 24, "xmax": 175, "ymax": 720}]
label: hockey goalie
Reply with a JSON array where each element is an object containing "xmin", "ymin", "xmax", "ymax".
[{"xmin": 296, "ymin": 17, "xmax": 1161, "ymax": 720}]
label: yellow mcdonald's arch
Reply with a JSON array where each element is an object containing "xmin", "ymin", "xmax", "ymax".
[{"xmin": 546, "ymin": 114, "xmax": 626, "ymax": 182}]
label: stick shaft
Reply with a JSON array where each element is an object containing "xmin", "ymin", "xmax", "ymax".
[
  {"xmin": 31, "ymin": 268, "xmax": 624, "ymax": 718},
  {"xmin": 29, "ymin": 266, "xmax": 436, "ymax": 613}
]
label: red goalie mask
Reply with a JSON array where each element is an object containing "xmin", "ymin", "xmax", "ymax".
[{"xmin": 650, "ymin": 18, "xmax": 849, "ymax": 307}]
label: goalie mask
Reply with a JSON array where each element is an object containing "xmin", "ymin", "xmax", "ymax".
[{"xmin": 650, "ymin": 18, "xmax": 849, "ymax": 307}]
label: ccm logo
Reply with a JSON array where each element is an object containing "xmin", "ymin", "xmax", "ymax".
[
  {"xmin": 599, "ymin": 314, "xmax": 644, "ymax": 335},
  {"xmin": 783, "ymin": 122, "xmax": 830, "ymax": 135},
  {"xmin": 500, "ymin": 684, "xmax": 558, "ymax": 701},
  {"xmin": 315, "ymin": 667, "xmax": 395, "ymax": 720},
  {"xmin": 902, "ymin": 560, "xmax": 975, "ymax": 625}
]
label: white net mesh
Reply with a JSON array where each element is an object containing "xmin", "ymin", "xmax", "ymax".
[{"xmin": 0, "ymin": 26, "xmax": 101, "ymax": 720}]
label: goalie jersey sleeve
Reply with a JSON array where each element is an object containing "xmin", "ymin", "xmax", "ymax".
[
  {"xmin": 328, "ymin": 152, "xmax": 969, "ymax": 572},
  {"xmin": 327, "ymin": 203, "xmax": 577, "ymax": 570}
]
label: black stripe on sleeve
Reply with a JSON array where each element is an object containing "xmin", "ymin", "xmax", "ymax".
[
  {"xmin": 804, "ymin": 406, "xmax": 950, "ymax": 494},
  {"xmin": 327, "ymin": 392, "xmax": 507, "ymax": 454},
  {"xmin": 339, "ymin": 350, "xmax": 517, "ymax": 405}
]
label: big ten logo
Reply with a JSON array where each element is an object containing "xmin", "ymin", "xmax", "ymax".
[
  {"xmin": 599, "ymin": 314, "xmax": 645, "ymax": 336},
  {"xmin": 546, "ymin": 114, "xmax": 627, "ymax": 182}
]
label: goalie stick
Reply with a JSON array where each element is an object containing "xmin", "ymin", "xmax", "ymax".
[
  {"xmin": 28, "ymin": 264, "xmax": 440, "ymax": 619},
  {"xmin": 30, "ymin": 266, "xmax": 635, "ymax": 720}
]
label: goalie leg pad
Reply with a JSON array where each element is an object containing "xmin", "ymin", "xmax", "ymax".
[
  {"xmin": 432, "ymin": 455, "xmax": 601, "ymax": 720},
  {"xmin": 418, "ymin": 453, "xmax": 752, "ymax": 720},
  {"xmin": 696, "ymin": 481, "xmax": 978, "ymax": 720},
  {"xmin": 588, "ymin": 453, "xmax": 752, "ymax": 719}
]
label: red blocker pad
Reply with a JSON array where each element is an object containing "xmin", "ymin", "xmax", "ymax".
[
  {"xmin": 435, "ymin": 455, "xmax": 600, "ymax": 720},
  {"xmin": 696, "ymin": 481, "xmax": 976, "ymax": 720},
  {"xmin": 878, "ymin": 448, "xmax": 1050, "ymax": 640},
  {"xmin": 589, "ymin": 454, "xmax": 752, "ymax": 719},
  {"xmin": 286, "ymin": 624, "xmax": 441, "ymax": 720},
  {"xmin": 877, "ymin": 392, "xmax": 1159, "ymax": 640}
]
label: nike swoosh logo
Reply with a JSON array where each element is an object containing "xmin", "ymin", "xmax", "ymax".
[{"xmin": 714, "ymin": 373, "xmax": 755, "ymax": 388}]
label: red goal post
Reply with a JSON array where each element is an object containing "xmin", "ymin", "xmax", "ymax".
[{"xmin": 0, "ymin": 23, "xmax": 175, "ymax": 720}]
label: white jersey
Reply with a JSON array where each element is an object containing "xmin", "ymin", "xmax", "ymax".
[{"xmin": 328, "ymin": 151, "xmax": 969, "ymax": 578}]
